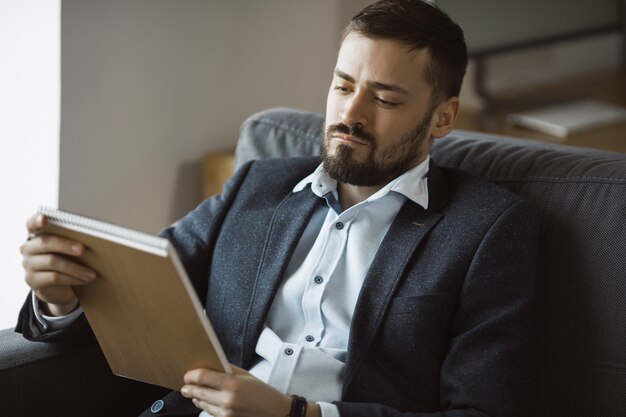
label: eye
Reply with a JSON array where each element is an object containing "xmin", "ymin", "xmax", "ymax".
[
  {"xmin": 375, "ymin": 97, "xmax": 399, "ymax": 108},
  {"xmin": 333, "ymin": 84, "xmax": 352, "ymax": 94}
]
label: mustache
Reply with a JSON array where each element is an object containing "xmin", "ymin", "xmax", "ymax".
[{"xmin": 326, "ymin": 123, "xmax": 377, "ymax": 145}]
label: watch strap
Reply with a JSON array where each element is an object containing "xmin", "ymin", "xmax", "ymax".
[{"xmin": 290, "ymin": 394, "xmax": 307, "ymax": 417}]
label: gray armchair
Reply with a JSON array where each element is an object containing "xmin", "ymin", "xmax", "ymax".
[{"xmin": 2, "ymin": 108, "xmax": 625, "ymax": 416}]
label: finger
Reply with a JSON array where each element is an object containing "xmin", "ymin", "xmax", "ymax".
[
  {"xmin": 191, "ymin": 398, "xmax": 224, "ymax": 417},
  {"xmin": 33, "ymin": 287, "xmax": 79, "ymax": 313},
  {"xmin": 182, "ymin": 384, "xmax": 231, "ymax": 410},
  {"xmin": 25, "ymin": 213, "xmax": 46, "ymax": 235},
  {"xmin": 230, "ymin": 365, "xmax": 252, "ymax": 377},
  {"xmin": 26, "ymin": 270, "xmax": 95, "ymax": 290},
  {"xmin": 24, "ymin": 254, "xmax": 97, "ymax": 283},
  {"xmin": 21, "ymin": 234, "xmax": 86, "ymax": 257},
  {"xmin": 184, "ymin": 368, "xmax": 226, "ymax": 388}
]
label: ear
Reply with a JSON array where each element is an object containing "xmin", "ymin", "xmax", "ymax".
[{"xmin": 429, "ymin": 96, "xmax": 460, "ymax": 139}]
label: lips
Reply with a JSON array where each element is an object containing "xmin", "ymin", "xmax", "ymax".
[
  {"xmin": 326, "ymin": 122, "xmax": 376, "ymax": 147},
  {"xmin": 333, "ymin": 134, "xmax": 368, "ymax": 146}
]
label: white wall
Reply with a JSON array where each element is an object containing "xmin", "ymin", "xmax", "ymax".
[
  {"xmin": 60, "ymin": 0, "xmax": 343, "ymax": 233},
  {"xmin": 0, "ymin": 1, "xmax": 60, "ymax": 330}
]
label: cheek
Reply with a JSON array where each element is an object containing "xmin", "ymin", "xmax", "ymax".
[
  {"xmin": 325, "ymin": 91, "xmax": 341, "ymax": 121},
  {"xmin": 378, "ymin": 119, "xmax": 422, "ymax": 145}
]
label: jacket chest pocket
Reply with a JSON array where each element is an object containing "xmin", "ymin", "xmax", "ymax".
[{"xmin": 386, "ymin": 293, "xmax": 451, "ymax": 317}]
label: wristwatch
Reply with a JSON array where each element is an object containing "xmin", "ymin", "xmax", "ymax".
[{"xmin": 289, "ymin": 394, "xmax": 307, "ymax": 417}]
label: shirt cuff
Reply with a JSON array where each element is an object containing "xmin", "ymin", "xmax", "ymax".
[
  {"xmin": 318, "ymin": 401, "xmax": 340, "ymax": 417},
  {"xmin": 32, "ymin": 292, "xmax": 83, "ymax": 332}
]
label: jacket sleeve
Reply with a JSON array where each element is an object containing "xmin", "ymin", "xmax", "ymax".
[
  {"xmin": 15, "ymin": 291, "xmax": 96, "ymax": 345},
  {"xmin": 158, "ymin": 160, "xmax": 254, "ymax": 306},
  {"xmin": 335, "ymin": 200, "xmax": 542, "ymax": 417}
]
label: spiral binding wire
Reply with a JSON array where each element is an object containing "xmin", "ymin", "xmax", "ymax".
[{"xmin": 38, "ymin": 206, "xmax": 169, "ymax": 251}]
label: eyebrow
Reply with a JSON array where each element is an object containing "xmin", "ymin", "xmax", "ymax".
[{"xmin": 334, "ymin": 69, "xmax": 410, "ymax": 96}]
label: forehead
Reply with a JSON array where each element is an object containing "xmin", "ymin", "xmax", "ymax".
[{"xmin": 335, "ymin": 33, "xmax": 432, "ymax": 94}]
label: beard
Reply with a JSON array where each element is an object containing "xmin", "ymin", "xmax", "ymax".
[{"xmin": 321, "ymin": 111, "xmax": 433, "ymax": 186}]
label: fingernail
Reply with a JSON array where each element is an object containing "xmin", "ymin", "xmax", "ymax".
[
  {"xmin": 36, "ymin": 214, "xmax": 44, "ymax": 226},
  {"xmin": 72, "ymin": 244, "xmax": 83, "ymax": 255},
  {"xmin": 181, "ymin": 386, "xmax": 189, "ymax": 396}
]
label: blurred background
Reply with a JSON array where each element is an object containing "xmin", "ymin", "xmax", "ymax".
[{"xmin": 1, "ymin": 0, "xmax": 623, "ymax": 329}]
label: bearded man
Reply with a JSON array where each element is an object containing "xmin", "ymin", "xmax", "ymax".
[{"xmin": 18, "ymin": 1, "xmax": 540, "ymax": 416}]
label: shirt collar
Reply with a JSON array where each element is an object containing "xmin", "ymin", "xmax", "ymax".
[{"xmin": 293, "ymin": 155, "xmax": 430, "ymax": 210}]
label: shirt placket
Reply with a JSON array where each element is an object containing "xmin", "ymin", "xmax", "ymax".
[{"xmin": 299, "ymin": 212, "xmax": 352, "ymax": 347}]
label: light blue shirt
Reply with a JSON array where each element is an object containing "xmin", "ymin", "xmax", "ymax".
[{"xmin": 241, "ymin": 156, "xmax": 430, "ymax": 417}]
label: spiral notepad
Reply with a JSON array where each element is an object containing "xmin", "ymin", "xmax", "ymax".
[
  {"xmin": 38, "ymin": 206, "xmax": 232, "ymax": 390},
  {"xmin": 38, "ymin": 206, "xmax": 169, "ymax": 255}
]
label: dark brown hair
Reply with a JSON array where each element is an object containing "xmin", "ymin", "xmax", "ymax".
[{"xmin": 344, "ymin": 0, "xmax": 468, "ymax": 104}]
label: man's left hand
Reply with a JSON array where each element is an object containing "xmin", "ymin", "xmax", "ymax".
[{"xmin": 181, "ymin": 366, "xmax": 292, "ymax": 417}]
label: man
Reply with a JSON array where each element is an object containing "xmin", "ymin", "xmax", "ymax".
[{"xmin": 18, "ymin": 1, "xmax": 540, "ymax": 416}]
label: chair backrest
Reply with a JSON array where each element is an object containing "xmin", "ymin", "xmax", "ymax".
[{"xmin": 236, "ymin": 108, "xmax": 626, "ymax": 416}]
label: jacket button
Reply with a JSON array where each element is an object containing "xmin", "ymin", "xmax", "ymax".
[{"xmin": 151, "ymin": 399, "xmax": 164, "ymax": 413}]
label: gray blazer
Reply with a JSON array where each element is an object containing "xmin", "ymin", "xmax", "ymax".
[{"xmin": 18, "ymin": 156, "xmax": 540, "ymax": 417}]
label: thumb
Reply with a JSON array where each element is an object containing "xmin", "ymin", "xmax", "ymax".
[{"xmin": 230, "ymin": 365, "xmax": 253, "ymax": 377}]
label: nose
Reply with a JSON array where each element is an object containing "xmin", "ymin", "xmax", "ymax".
[{"xmin": 340, "ymin": 92, "xmax": 368, "ymax": 126}]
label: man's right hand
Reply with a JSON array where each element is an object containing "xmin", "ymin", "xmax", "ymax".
[{"xmin": 20, "ymin": 213, "xmax": 97, "ymax": 317}]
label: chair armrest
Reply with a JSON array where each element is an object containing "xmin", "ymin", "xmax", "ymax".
[{"xmin": 0, "ymin": 328, "xmax": 169, "ymax": 417}]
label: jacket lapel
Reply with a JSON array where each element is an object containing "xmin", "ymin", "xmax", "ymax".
[
  {"xmin": 343, "ymin": 162, "xmax": 448, "ymax": 392},
  {"xmin": 240, "ymin": 188, "xmax": 321, "ymax": 367}
]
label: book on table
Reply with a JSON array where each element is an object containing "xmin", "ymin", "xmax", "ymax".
[
  {"xmin": 38, "ymin": 206, "xmax": 232, "ymax": 391},
  {"xmin": 506, "ymin": 99, "xmax": 626, "ymax": 139}
]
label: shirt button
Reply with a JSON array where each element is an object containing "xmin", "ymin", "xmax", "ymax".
[
  {"xmin": 335, "ymin": 222, "xmax": 344, "ymax": 230},
  {"xmin": 305, "ymin": 335, "xmax": 315, "ymax": 342},
  {"xmin": 284, "ymin": 348, "xmax": 294, "ymax": 355},
  {"xmin": 314, "ymin": 276, "xmax": 324, "ymax": 284}
]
